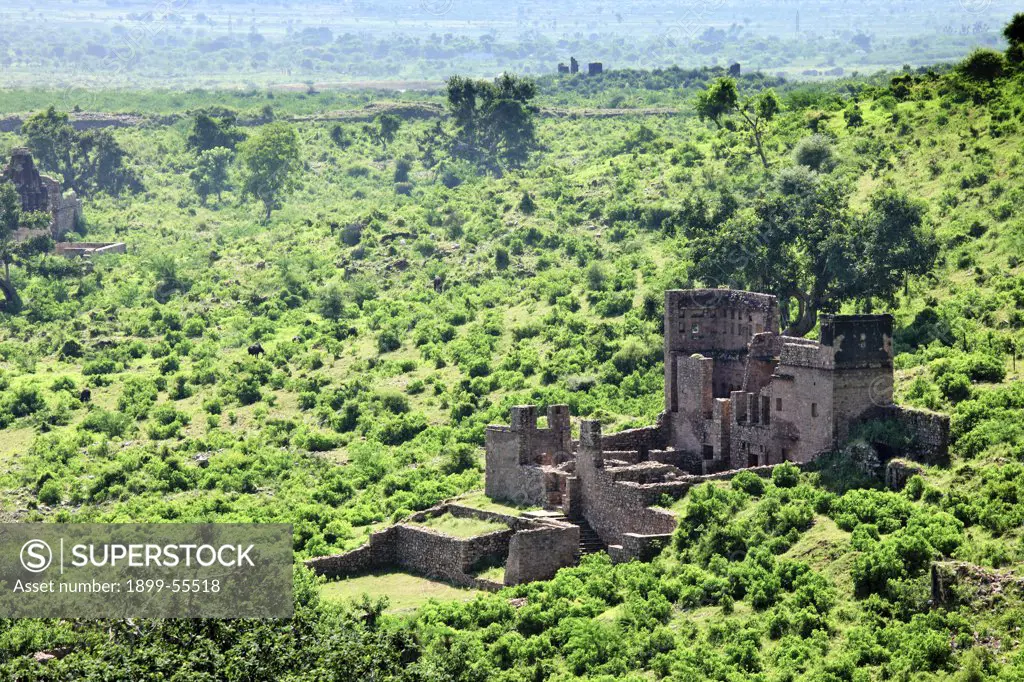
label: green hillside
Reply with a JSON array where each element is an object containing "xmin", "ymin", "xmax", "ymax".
[{"xmin": 0, "ymin": 27, "xmax": 1023, "ymax": 680}]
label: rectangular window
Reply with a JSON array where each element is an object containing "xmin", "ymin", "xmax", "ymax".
[
  {"xmin": 811, "ymin": 403, "xmax": 818, "ymax": 418},
  {"xmin": 702, "ymin": 445, "xmax": 715, "ymax": 460},
  {"xmin": 776, "ymin": 398, "xmax": 783, "ymax": 412},
  {"xmin": 691, "ymin": 323, "xmax": 700, "ymax": 338}
]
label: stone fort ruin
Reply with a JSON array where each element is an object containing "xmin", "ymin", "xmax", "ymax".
[
  {"xmin": 1, "ymin": 148, "xmax": 81, "ymax": 241},
  {"xmin": 308, "ymin": 289, "xmax": 949, "ymax": 588}
]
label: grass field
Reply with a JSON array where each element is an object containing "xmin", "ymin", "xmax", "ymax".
[
  {"xmin": 320, "ymin": 571, "xmax": 485, "ymax": 614},
  {"xmin": 411, "ymin": 513, "xmax": 508, "ymax": 538}
]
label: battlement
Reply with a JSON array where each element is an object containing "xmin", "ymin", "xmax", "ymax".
[{"xmin": 820, "ymin": 314, "xmax": 894, "ymax": 368}]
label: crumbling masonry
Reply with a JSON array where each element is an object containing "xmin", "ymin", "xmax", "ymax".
[
  {"xmin": 1, "ymin": 148, "xmax": 81, "ymax": 241},
  {"xmin": 309, "ymin": 289, "xmax": 950, "ymax": 588},
  {"xmin": 484, "ymin": 289, "xmax": 949, "ymax": 563}
]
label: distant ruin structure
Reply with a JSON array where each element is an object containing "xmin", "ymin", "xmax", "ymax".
[
  {"xmin": 1, "ymin": 148, "xmax": 81, "ymax": 241},
  {"xmin": 558, "ymin": 57, "xmax": 604, "ymax": 76}
]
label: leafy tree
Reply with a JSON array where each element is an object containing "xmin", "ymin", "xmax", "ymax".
[
  {"xmin": 1006, "ymin": 12, "xmax": 1024, "ymax": 46},
  {"xmin": 22, "ymin": 107, "xmax": 139, "ymax": 195},
  {"xmin": 0, "ymin": 183, "xmax": 21, "ymax": 309},
  {"xmin": 694, "ymin": 77, "xmax": 738, "ymax": 127},
  {"xmin": 330, "ymin": 124, "xmax": 351, "ymax": 148},
  {"xmin": 443, "ymin": 73, "xmax": 539, "ymax": 173},
  {"xmin": 792, "ymin": 134, "xmax": 836, "ymax": 173},
  {"xmin": 21, "ymin": 106, "xmax": 77, "ymax": 187},
  {"xmin": 696, "ymin": 78, "xmax": 780, "ymax": 169},
  {"xmin": 187, "ymin": 112, "xmax": 245, "ymax": 153},
  {"xmin": 858, "ymin": 188, "xmax": 938, "ymax": 306},
  {"xmin": 1004, "ymin": 13, "xmax": 1024, "ymax": 64},
  {"xmin": 190, "ymin": 147, "xmax": 233, "ymax": 205},
  {"xmin": 957, "ymin": 49, "xmax": 1005, "ymax": 83},
  {"xmin": 363, "ymin": 114, "xmax": 401, "ymax": 151},
  {"xmin": 76, "ymin": 129, "xmax": 142, "ymax": 195},
  {"xmin": 237, "ymin": 123, "xmax": 302, "ymax": 222},
  {"xmin": 685, "ymin": 172, "xmax": 936, "ymax": 335}
]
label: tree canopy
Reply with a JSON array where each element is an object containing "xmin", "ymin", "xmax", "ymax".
[
  {"xmin": 443, "ymin": 73, "xmax": 539, "ymax": 174},
  {"xmin": 685, "ymin": 171, "xmax": 937, "ymax": 335},
  {"xmin": 22, "ymin": 107, "xmax": 140, "ymax": 195},
  {"xmin": 237, "ymin": 123, "xmax": 302, "ymax": 222},
  {"xmin": 696, "ymin": 78, "xmax": 780, "ymax": 168}
]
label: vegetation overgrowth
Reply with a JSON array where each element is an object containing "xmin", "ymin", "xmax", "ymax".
[{"xmin": 1, "ymin": 18, "xmax": 1024, "ymax": 678}]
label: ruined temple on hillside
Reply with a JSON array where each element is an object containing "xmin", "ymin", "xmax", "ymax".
[
  {"xmin": 1, "ymin": 148, "xmax": 81, "ymax": 241},
  {"xmin": 483, "ymin": 289, "xmax": 950, "ymax": 562},
  {"xmin": 307, "ymin": 289, "xmax": 951, "ymax": 587}
]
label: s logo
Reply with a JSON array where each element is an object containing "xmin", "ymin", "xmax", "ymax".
[{"xmin": 20, "ymin": 540, "xmax": 52, "ymax": 573}]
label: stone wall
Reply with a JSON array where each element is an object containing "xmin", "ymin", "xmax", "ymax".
[
  {"xmin": 600, "ymin": 417, "xmax": 668, "ymax": 455},
  {"xmin": 504, "ymin": 525, "xmax": 579, "ymax": 585},
  {"xmin": 55, "ymin": 242, "xmax": 127, "ymax": 258},
  {"xmin": 576, "ymin": 421, "xmax": 681, "ymax": 553},
  {"xmin": 484, "ymin": 427, "xmax": 546, "ymax": 507},
  {"xmin": 306, "ymin": 503, "xmax": 581, "ymax": 589},
  {"xmin": 305, "ymin": 523, "xmax": 512, "ymax": 589},
  {"xmin": 886, "ymin": 406, "xmax": 950, "ymax": 466},
  {"xmin": 884, "ymin": 459, "xmax": 923, "ymax": 491}
]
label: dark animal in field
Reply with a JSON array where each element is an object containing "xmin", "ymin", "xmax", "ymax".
[
  {"xmin": 292, "ymin": 336, "xmax": 302, "ymax": 343},
  {"xmin": 248, "ymin": 343, "xmax": 265, "ymax": 357},
  {"xmin": 433, "ymin": 275, "xmax": 444, "ymax": 293},
  {"xmin": 79, "ymin": 388, "xmax": 91, "ymax": 403}
]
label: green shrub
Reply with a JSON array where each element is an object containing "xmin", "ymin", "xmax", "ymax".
[
  {"xmin": 771, "ymin": 463, "xmax": 801, "ymax": 489},
  {"xmin": 732, "ymin": 471, "xmax": 766, "ymax": 496},
  {"xmin": 38, "ymin": 479, "xmax": 62, "ymax": 506}
]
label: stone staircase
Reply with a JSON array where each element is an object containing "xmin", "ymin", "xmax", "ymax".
[
  {"xmin": 576, "ymin": 519, "xmax": 607, "ymax": 556},
  {"xmin": 529, "ymin": 511, "xmax": 607, "ymax": 557}
]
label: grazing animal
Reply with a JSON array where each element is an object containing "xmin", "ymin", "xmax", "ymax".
[
  {"xmin": 79, "ymin": 388, "xmax": 91, "ymax": 403},
  {"xmin": 248, "ymin": 343, "xmax": 265, "ymax": 357}
]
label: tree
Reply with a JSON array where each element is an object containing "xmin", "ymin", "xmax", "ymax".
[
  {"xmin": 1006, "ymin": 13, "xmax": 1024, "ymax": 64},
  {"xmin": 696, "ymin": 78, "xmax": 780, "ymax": 169},
  {"xmin": 363, "ymin": 114, "xmax": 401, "ymax": 151},
  {"xmin": 21, "ymin": 106, "xmax": 76, "ymax": 187},
  {"xmin": 0, "ymin": 183, "xmax": 20, "ymax": 308},
  {"xmin": 22, "ymin": 108, "xmax": 140, "ymax": 195},
  {"xmin": 76, "ymin": 129, "xmax": 142, "ymax": 195},
  {"xmin": 685, "ymin": 172, "xmax": 936, "ymax": 336},
  {"xmin": 187, "ymin": 112, "xmax": 245, "ymax": 153},
  {"xmin": 442, "ymin": 73, "xmax": 539, "ymax": 174},
  {"xmin": 858, "ymin": 189, "xmax": 938, "ymax": 306},
  {"xmin": 957, "ymin": 49, "xmax": 1006, "ymax": 83},
  {"xmin": 694, "ymin": 77, "xmax": 738, "ymax": 127},
  {"xmin": 1004, "ymin": 13, "xmax": 1024, "ymax": 47},
  {"xmin": 190, "ymin": 147, "xmax": 233, "ymax": 206},
  {"xmin": 792, "ymin": 134, "xmax": 837, "ymax": 173},
  {"xmin": 237, "ymin": 123, "xmax": 302, "ymax": 222}
]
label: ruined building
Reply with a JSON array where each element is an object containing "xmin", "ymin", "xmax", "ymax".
[
  {"xmin": 1, "ymin": 148, "xmax": 81, "ymax": 241},
  {"xmin": 309, "ymin": 289, "xmax": 950, "ymax": 588},
  {"xmin": 558, "ymin": 57, "xmax": 604, "ymax": 76},
  {"xmin": 483, "ymin": 289, "xmax": 949, "ymax": 562}
]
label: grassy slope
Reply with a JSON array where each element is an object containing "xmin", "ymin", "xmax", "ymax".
[{"xmin": 0, "ymin": 63, "xmax": 1023, "ymax": 677}]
